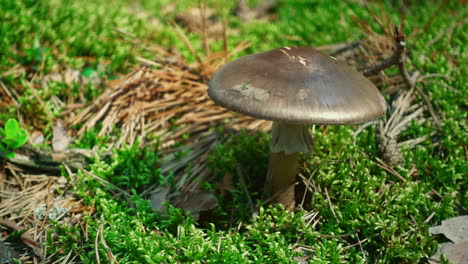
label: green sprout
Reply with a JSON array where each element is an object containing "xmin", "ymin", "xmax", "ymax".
[{"xmin": 0, "ymin": 118, "xmax": 28, "ymax": 158}]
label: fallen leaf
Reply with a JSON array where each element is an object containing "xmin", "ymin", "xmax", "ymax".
[
  {"xmin": 429, "ymin": 215, "xmax": 468, "ymax": 243},
  {"xmin": 29, "ymin": 130, "xmax": 44, "ymax": 145},
  {"xmin": 148, "ymin": 189, "xmax": 218, "ymax": 220},
  {"xmin": 149, "ymin": 187, "xmax": 170, "ymax": 211},
  {"xmin": 171, "ymin": 191, "xmax": 218, "ymax": 220},
  {"xmin": 429, "ymin": 215, "xmax": 468, "ymax": 264},
  {"xmin": 52, "ymin": 120, "xmax": 71, "ymax": 151}
]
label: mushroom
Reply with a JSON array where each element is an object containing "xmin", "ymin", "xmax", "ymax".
[{"xmin": 208, "ymin": 46, "xmax": 387, "ymax": 210}]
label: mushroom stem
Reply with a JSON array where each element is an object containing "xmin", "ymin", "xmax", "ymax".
[
  {"xmin": 265, "ymin": 121, "xmax": 314, "ymax": 210},
  {"xmin": 266, "ymin": 151, "xmax": 300, "ymax": 210},
  {"xmin": 270, "ymin": 122, "xmax": 313, "ymax": 154}
]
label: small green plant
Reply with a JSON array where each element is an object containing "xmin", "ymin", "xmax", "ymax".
[
  {"xmin": 0, "ymin": 118, "xmax": 28, "ymax": 158},
  {"xmin": 88, "ymin": 141, "xmax": 164, "ymax": 193}
]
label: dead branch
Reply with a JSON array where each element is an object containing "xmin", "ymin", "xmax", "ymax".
[
  {"xmin": 363, "ymin": 26, "xmax": 406, "ymax": 77},
  {"xmin": 3, "ymin": 145, "xmax": 94, "ymax": 172},
  {"xmin": 0, "ymin": 219, "xmax": 44, "ymax": 259}
]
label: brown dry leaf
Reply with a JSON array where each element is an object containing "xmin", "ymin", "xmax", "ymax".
[
  {"xmin": 29, "ymin": 130, "xmax": 44, "ymax": 145},
  {"xmin": 429, "ymin": 215, "xmax": 468, "ymax": 264},
  {"xmin": 149, "ymin": 187, "xmax": 170, "ymax": 211},
  {"xmin": 52, "ymin": 120, "xmax": 71, "ymax": 151},
  {"xmin": 430, "ymin": 240, "xmax": 468, "ymax": 264},
  {"xmin": 150, "ymin": 187, "xmax": 218, "ymax": 220},
  {"xmin": 172, "ymin": 191, "xmax": 218, "ymax": 214},
  {"xmin": 149, "ymin": 190, "xmax": 219, "ymax": 220}
]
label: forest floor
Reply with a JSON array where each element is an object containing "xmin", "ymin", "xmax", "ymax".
[{"xmin": 0, "ymin": 0, "xmax": 466, "ymax": 263}]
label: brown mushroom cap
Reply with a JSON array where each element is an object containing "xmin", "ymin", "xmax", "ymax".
[{"xmin": 208, "ymin": 46, "xmax": 387, "ymax": 124}]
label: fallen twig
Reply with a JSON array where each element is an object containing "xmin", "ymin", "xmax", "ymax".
[
  {"xmin": 0, "ymin": 219, "xmax": 44, "ymax": 259},
  {"xmin": 324, "ymin": 187, "xmax": 339, "ymax": 222},
  {"xmin": 3, "ymin": 145, "xmax": 94, "ymax": 172},
  {"xmin": 81, "ymin": 169, "xmax": 132, "ymax": 200},
  {"xmin": 363, "ymin": 27, "xmax": 407, "ymax": 77},
  {"xmin": 99, "ymin": 222, "xmax": 119, "ymax": 264}
]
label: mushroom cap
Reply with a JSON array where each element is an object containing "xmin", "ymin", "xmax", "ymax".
[{"xmin": 208, "ymin": 46, "xmax": 387, "ymax": 124}]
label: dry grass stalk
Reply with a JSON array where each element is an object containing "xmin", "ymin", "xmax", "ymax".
[
  {"xmin": 0, "ymin": 80, "xmax": 18, "ymax": 106},
  {"xmin": 66, "ymin": 12, "xmax": 268, "ymax": 208},
  {"xmin": 0, "ymin": 162, "xmax": 86, "ymax": 263},
  {"xmin": 341, "ymin": 11, "xmax": 442, "ymax": 168},
  {"xmin": 67, "ymin": 40, "xmax": 260, "ymax": 150},
  {"xmin": 376, "ymin": 88, "xmax": 424, "ymax": 166}
]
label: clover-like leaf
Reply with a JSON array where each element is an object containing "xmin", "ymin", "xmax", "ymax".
[
  {"xmin": 2, "ymin": 138, "xmax": 18, "ymax": 149},
  {"xmin": 2, "ymin": 119, "xmax": 28, "ymax": 149},
  {"xmin": 4, "ymin": 118, "xmax": 21, "ymax": 138},
  {"xmin": 0, "ymin": 142, "xmax": 7, "ymax": 153},
  {"xmin": 0, "ymin": 142, "xmax": 14, "ymax": 159}
]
